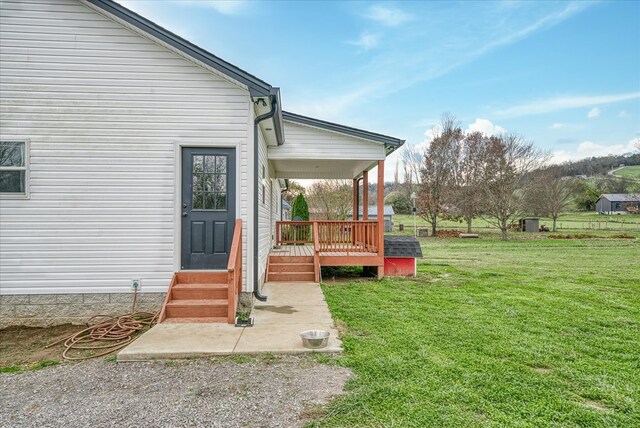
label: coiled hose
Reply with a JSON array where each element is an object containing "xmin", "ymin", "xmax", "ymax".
[{"xmin": 46, "ymin": 289, "xmax": 158, "ymax": 360}]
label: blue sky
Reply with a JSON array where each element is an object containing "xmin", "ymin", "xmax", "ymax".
[{"xmin": 119, "ymin": 0, "xmax": 640, "ymax": 180}]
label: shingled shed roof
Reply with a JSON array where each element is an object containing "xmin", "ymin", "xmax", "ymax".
[
  {"xmin": 384, "ymin": 236, "xmax": 423, "ymax": 258},
  {"xmin": 598, "ymin": 193, "xmax": 640, "ymax": 202}
]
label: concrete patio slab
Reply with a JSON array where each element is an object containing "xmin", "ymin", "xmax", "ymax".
[
  {"xmin": 117, "ymin": 281, "xmax": 341, "ymax": 360},
  {"xmin": 252, "ymin": 304, "xmax": 334, "ymax": 325},
  {"xmin": 234, "ymin": 323, "xmax": 341, "ymax": 354},
  {"xmin": 117, "ymin": 323, "xmax": 242, "ymax": 361}
]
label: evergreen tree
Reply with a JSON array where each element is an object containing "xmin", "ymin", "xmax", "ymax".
[{"xmin": 291, "ymin": 193, "xmax": 310, "ymax": 221}]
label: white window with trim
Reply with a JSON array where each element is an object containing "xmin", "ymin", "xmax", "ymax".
[{"xmin": 0, "ymin": 140, "xmax": 29, "ymax": 198}]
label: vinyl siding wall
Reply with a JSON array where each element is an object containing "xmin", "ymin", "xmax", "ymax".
[
  {"xmin": 270, "ymin": 122, "xmax": 386, "ymax": 160},
  {"xmin": 0, "ymin": 0, "xmax": 252, "ymax": 294}
]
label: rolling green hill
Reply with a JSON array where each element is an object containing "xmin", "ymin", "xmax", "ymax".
[{"xmin": 613, "ymin": 165, "xmax": 640, "ymax": 179}]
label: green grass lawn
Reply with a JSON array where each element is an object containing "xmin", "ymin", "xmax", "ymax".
[
  {"xmin": 315, "ymin": 235, "xmax": 640, "ymax": 427},
  {"xmin": 613, "ymin": 165, "xmax": 640, "ymax": 180}
]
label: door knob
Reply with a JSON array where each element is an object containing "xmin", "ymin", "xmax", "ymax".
[
  {"xmin": 183, "ymin": 203, "xmax": 187, "ymax": 208},
  {"xmin": 182, "ymin": 212, "xmax": 188, "ymax": 217}
]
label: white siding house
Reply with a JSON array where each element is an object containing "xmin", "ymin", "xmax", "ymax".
[
  {"xmin": 1, "ymin": 0, "xmax": 252, "ymax": 297},
  {"xmin": 0, "ymin": 0, "xmax": 404, "ymax": 327}
]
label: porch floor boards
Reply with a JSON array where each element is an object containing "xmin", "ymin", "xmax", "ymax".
[
  {"xmin": 271, "ymin": 245, "xmax": 314, "ymax": 257},
  {"xmin": 271, "ymin": 245, "xmax": 378, "ymax": 258}
]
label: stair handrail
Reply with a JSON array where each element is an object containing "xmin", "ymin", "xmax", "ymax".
[
  {"xmin": 227, "ymin": 219, "xmax": 243, "ymax": 324},
  {"xmin": 158, "ymin": 273, "xmax": 177, "ymax": 323},
  {"xmin": 313, "ymin": 221, "xmax": 321, "ymax": 282}
]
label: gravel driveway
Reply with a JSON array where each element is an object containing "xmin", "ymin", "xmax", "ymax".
[{"xmin": 1, "ymin": 356, "xmax": 351, "ymax": 428}]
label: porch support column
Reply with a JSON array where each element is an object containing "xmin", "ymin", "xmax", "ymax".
[
  {"xmin": 362, "ymin": 170, "xmax": 369, "ymax": 220},
  {"xmin": 352, "ymin": 178, "xmax": 358, "ymax": 220},
  {"xmin": 377, "ymin": 160, "xmax": 385, "ymax": 278}
]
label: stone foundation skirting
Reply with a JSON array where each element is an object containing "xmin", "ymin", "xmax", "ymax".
[{"xmin": 0, "ymin": 292, "xmax": 166, "ymax": 328}]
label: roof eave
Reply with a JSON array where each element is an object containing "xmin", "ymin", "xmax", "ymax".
[
  {"xmin": 272, "ymin": 88, "xmax": 285, "ymax": 146},
  {"xmin": 282, "ymin": 111, "xmax": 405, "ymax": 153}
]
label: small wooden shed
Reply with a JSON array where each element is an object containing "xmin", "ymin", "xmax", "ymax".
[
  {"xmin": 519, "ymin": 218, "xmax": 540, "ymax": 232},
  {"xmin": 383, "ymin": 236, "xmax": 423, "ymax": 277}
]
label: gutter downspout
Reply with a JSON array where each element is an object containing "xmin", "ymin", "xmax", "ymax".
[
  {"xmin": 253, "ymin": 96, "xmax": 277, "ymax": 302},
  {"xmin": 280, "ymin": 179, "xmax": 289, "ymax": 221}
]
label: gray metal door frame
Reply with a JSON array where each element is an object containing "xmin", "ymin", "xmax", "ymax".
[{"xmin": 181, "ymin": 147, "xmax": 236, "ymax": 270}]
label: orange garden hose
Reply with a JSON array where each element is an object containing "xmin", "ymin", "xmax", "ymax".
[{"xmin": 46, "ymin": 289, "xmax": 159, "ymax": 360}]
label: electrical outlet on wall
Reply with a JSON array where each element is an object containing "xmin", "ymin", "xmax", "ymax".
[{"xmin": 131, "ymin": 279, "xmax": 141, "ymax": 291}]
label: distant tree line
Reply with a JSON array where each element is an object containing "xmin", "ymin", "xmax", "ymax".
[
  {"xmin": 558, "ymin": 152, "xmax": 640, "ymax": 177},
  {"xmin": 406, "ymin": 114, "xmax": 640, "ymax": 241}
]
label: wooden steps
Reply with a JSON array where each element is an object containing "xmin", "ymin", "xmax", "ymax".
[
  {"xmin": 163, "ymin": 317, "xmax": 228, "ymax": 324},
  {"xmin": 160, "ymin": 272, "xmax": 231, "ymax": 323},
  {"xmin": 267, "ymin": 254, "xmax": 317, "ymax": 282},
  {"xmin": 171, "ymin": 283, "xmax": 228, "ymax": 300},
  {"xmin": 165, "ymin": 299, "xmax": 228, "ymax": 318}
]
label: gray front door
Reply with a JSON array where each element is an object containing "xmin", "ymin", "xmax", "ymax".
[{"xmin": 181, "ymin": 147, "xmax": 236, "ymax": 270}]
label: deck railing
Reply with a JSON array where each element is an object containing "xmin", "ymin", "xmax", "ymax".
[
  {"xmin": 226, "ymin": 219, "xmax": 242, "ymax": 324},
  {"xmin": 276, "ymin": 220, "xmax": 379, "ymax": 254},
  {"xmin": 276, "ymin": 221, "xmax": 314, "ymax": 245}
]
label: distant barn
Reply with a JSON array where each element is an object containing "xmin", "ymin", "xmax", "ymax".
[{"xmin": 595, "ymin": 194, "xmax": 640, "ymax": 214}]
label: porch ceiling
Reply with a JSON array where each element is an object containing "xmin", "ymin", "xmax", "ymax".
[{"xmin": 271, "ymin": 159, "xmax": 378, "ymax": 179}]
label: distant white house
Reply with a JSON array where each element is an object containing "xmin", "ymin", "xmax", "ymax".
[
  {"xmin": 595, "ymin": 194, "xmax": 640, "ymax": 214},
  {"xmin": 281, "ymin": 199, "xmax": 292, "ymax": 221},
  {"xmin": 0, "ymin": 0, "xmax": 404, "ymax": 326}
]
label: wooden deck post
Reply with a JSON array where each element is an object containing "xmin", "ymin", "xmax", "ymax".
[
  {"xmin": 363, "ymin": 170, "xmax": 368, "ymax": 220},
  {"xmin": 352, "ymin": 178, "xmax": 358, "ymax": 220},
  {"xmin": 377, "ymin": 160, "xmax": 385, "ymax": 278},
  {"xmin": 352, "ymin": 178, "xmax": 358, "ymax": 246}
]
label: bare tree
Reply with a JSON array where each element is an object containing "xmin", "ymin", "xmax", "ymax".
[
  {"xmin": 481, "ymin": 134, "xmax": 546, "ymax": 241},
  {"xmin": 394, "ymin": 158, "xmax": 400, "ymax": 188},
  {"xmin": 401, "ymin": 143, "xmax": 423, "ymax": 194},
  {"xmin": 418, "ymin": 115, "xmax": 462, "ymax": 236},
  {"xmin": 306, "ymin": 180, "xmax": 353, "ymax": 220},
  {"xmin": 524, "ymin": 166, "xmax": 575, "ymax": 231},
  {"xmin": 449, "ymin": 131, "xmax": 489, "ymax": 233},
  {"xmin": 282, "ymin": 180, "xmax": 306, "ymax": 205}
]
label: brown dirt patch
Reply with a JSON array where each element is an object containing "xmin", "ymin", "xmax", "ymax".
[
  {"xmin": 531, "ymin": 366, "xmax": 553, "ymax": 374},
  {"xmin": 299, "ymin": 402, "xmax": 329, "ymax": 423},
  {"xmin": 0, "ymin": 324, "xmax": 79, "ymax": 366}
]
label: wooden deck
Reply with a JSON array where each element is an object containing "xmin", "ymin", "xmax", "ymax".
[{"xmin": 271, "ymin": 218, "xmax": 385, "ymax": 280}]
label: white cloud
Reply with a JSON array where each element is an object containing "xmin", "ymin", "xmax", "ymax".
[
  {"xmin": 550, "ymin": 139, "xmax": 639, "ymax": 164},
  {"xmin": 293, "ymin": 2, "xmax": 594, "ymax": 122},
  {"xmin": 550, "ymin": 123, "xmax": 565, "ymax": 129},
  {"xmin": 471, "ymin": 2, "xmax": 592, "ymax": 59},
  {"xmin": 587, "ymin": 107, "xmax": 600, "ymax": 119},
  {"xmin": 466, "ymin": 118, "xmax": 506, "ymax": 136},
  {"xmin": 423, "ymin": 123, "xmax": 442, "ymax": 143},
  {"xmin": 495, "ymin": 91, "xmax": 640, "ymax": 118},
  {"xmin": 619, "ymin": 110, "xmax": 630, "ymax": 118},
  {"xmin": 349, "ymin": 33, "xmax": 380, "ymax": 51},
  {"xmin": 421, "ymin": 118, "xmax": 505, "ymax": 146},
  {"xmin": 365, "ymin": 5, "xmax": 413, "ymax": 27}
]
